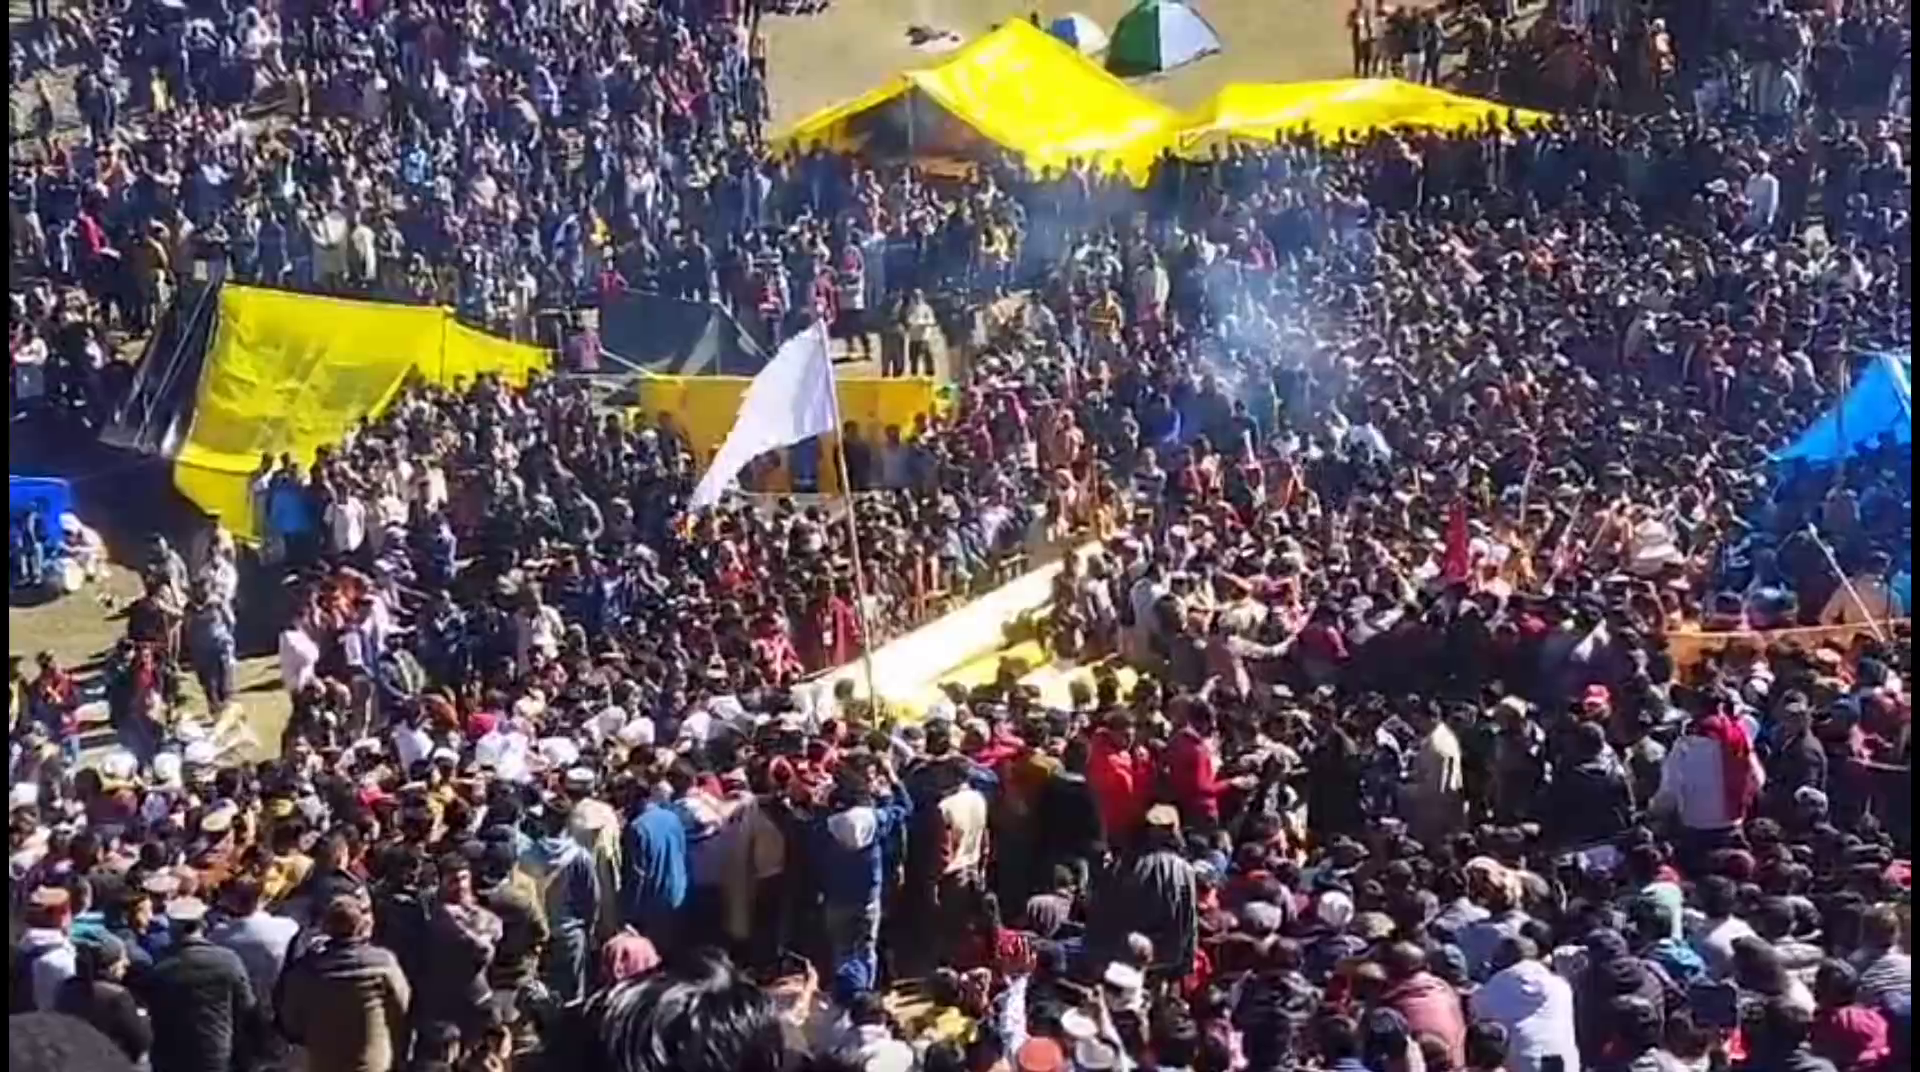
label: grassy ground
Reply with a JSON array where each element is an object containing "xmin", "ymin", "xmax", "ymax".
[
  {"xmin": 762, "ymin": 0, "xmax": 1361, "ymax": 124},
  {"xmin": 8, "ymin": 0, "xmax": 1362, "ymax": 766}
]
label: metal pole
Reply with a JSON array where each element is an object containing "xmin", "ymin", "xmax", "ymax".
[
  {"xmin": 830, "ymin": 420, "xmax": 884, "ymax": 715},
  {"xmin": 1807, "ymin": 523, "xmax": 1889, "ymax": 645}
]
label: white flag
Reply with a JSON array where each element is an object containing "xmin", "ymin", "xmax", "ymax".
[{"xmin": 686, "ymin": 323, "xmax": 839, "ymax": 510}]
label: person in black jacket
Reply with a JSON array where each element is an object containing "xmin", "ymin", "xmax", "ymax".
[
  {"xmin": 1033, "ymin": 736, "xmax": 1107, "ymax": 886},
  {"xmin": 1544, "ymin": 722, "xmax": 1637, "ymax": 849},
  {"xmin": 53, "ymin": 936, "xmax": 152, "ymax": 1065},
  {"xmin": 284, "ymin": 830, "xmax": 371, "ymax": 931},
  {"xmin": 276, "ymin": 896, "xmax": 412, "ymax": 1072},
  {"xmin": 8, "ymin": 1011, "xmax": 139, "ymax": 1072},
  {"xmin": 144, "ymin": 897, "xmax": 257, "ymax": 1072},
  {"xmin": 1764, "ymin": 693, "xmax": 1828, "ymax": 818},
  {"xmin": 415, "ymin": 853, "xmax": 503, "ymax": 1037}
]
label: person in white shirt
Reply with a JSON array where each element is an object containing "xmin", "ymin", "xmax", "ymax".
[
  {"xmin": 411, "ymin": 462, "xmax": 449, "ymax": 512},
  {"xmin": 326, "ymin": 493, "xmax": 368, "ymax": 556},
  {"xmin": 1690, "ymin": 876, "xmax": 1757, "ymax": 979},
  {"xmin": 513, "ymin": 591, "xmax": 564, "ymax": 676},
  {"xmin": 1471, "ymin": 936, "xmax": 1580, "ymax": 1072},
  {"xmin": 1744, "ymin": 156, "xmax": 1781, "ymax": 235},
  {"xmin": 392, "ymin": 709, "xmax": 434, "ymax": 771},
  {"xmin": 18, "ymin": 886, "xmax": 79, "ymax": 1011},
  {"xmin": 1405, "ymin": 705, "xmax": 1466, "ymax": 846},
  {"xmin": 840, "ymin": 991, "xmax": 915, "ymax": 1072},
  {"xmin": 348, "ymin": 213, "xmax": 378, "ymax": 287},
  {"xmin": 927, "ymin": 757, "xmax": 989, "ymax": 966},
  {"xmin": 59, "ymin": 513, "xmax": 110, "ymax": 585},
  {"xmin": 278, "ymin": 623, "xmax": 321, "ymax": 695},
  {"xmin": 1651, "ymin": 709, "xmax": 1763, "ymax": 840}
]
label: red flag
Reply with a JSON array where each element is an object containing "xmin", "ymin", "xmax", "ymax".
[{"xmin": 1441, "ymin": 497, "xmax": 1472, "ymax": 584}]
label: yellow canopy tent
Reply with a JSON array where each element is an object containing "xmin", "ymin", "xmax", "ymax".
[
  {"xmin": 1174, "ymin": 79, "xmax": 1549, "ymax": 154},
  {"xmin": 173, "ymin": 286, "xmax": 546, "ymax": 539},
  {"xmin": 779, "ymin": 19, "xmax": 1177, "ymax": 185}
]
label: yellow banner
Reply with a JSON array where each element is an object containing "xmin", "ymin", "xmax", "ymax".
[
  {"xmin": 633, "ymin": 373, "xmax": 937, "ymax": 495},
  {"xmin": 1667, "ymin": 620, "xmax": 1909, "ymax": 674}
]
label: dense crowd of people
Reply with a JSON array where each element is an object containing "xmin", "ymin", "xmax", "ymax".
[{"xmin": 8, "ymin": 0, "xmax": 1915, "ymax": 1071}]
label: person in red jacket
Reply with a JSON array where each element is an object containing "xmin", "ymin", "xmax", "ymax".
[
  {"xmin": 1087, "ymin": 711, "xmax": 1152, "ymax": 846},
  {"xmin": 1164, "ymin": 699, "xmax": 1255, "ymax": 832},
  {"xmin": 1380, "ymin": 941, "xmax": 1468, "ymax": 1068}
]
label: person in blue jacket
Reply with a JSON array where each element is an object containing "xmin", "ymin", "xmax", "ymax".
[
  {"xmin": 814, "ymin": 755, "xmax": 911, "ymax": 998},
  {"xmin": 622, "ymin": 792, "xmax": 689, "ymax": 950}
]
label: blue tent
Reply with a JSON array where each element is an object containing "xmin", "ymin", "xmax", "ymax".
[
  {"xmin": 1774, "ymin": 351, "xmax": 1911, "ymax": 464},
  {"xmin": 9, "ymin": 476, "xmax": 74, "ymax": 532},
  {"xmin": 9, "ymin": 476, "xmax": 73, "ymax": 588}
]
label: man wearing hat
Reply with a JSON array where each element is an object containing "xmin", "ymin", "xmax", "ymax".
[
  {"xmin": 1764, "ymin": 692, "xmax": 1827, "ymax": 818},
  {"xmin": 520, "ymin": 793, "xmax": 600, "ymax": 1003},
  {"xmin": 563, "ymin": 766, "xmax": 626, "ymax": 944},
  {"xmin": 14, "ymin": 884, "xmax": 78, "ymax": 1012},
  {"xmin": 1087, "ymin": 805, "xmax": 1199, "ymax": 979},
  {"xmin": 145, "ymin": 895, "xmax": 257, "ymax": 1072}
]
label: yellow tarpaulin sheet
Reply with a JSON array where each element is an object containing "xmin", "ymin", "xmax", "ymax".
[
  {"xmin": 174, "ymin": 286, "xmax": 546, "ymax": 538},
  {"xmin": 634, "ymin": 373, "xmax": 937, "ymax": 495},
  {"xmin": 1667, "ymin": 620, "xmax": 1909, "ymax": 675},
  {"xmin": 1175, "ymin": 79, "xmax": 1549, "ymax": 153},
  {"xmin": 780, "ymin": 19, "xmax": 1177, "ymax": 184}
]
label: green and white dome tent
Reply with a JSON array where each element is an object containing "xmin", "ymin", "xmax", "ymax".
[{"xmin": 1105, "ymin": 0, "xmax": 1223, "ymax": 77}]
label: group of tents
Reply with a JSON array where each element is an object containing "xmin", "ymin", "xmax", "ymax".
[
  {"xmin": 76, "ymin": 15, "xmax": 1559, "ymax": 540},
  {"xmin": 1046, "ymin": 0, "xmax": 1222, "ymax": 77},
  {"xmin": 780, "ymin": 17, "xmax": 1548, "ymax": 184}
]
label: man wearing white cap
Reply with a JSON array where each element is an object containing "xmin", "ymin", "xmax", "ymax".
[
  {"xmin": 564, "ymin": 767, "xmax": 625, "ymax": 944},
  {"xmin": 146, "ymin": 896, "xmax": 257, "ymax": 1072},
  {"xmin": 520, "ymin": 794, "xmax": 601, "ymax": 1003}
]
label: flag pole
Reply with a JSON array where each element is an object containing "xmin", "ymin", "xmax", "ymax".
[
  {"xmin": 829, "ymin": 423, "xmax": 884, "ymax": 719},
  {"xmin": 1806, "ymin": 523, "xmax": 1889, "ymax": 645}
]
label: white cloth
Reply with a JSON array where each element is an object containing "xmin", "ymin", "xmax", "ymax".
[
  {"xmin": 279, "ymin": 627, "xmax": 321, "ymax": 693},
  {"xmin": 393, "ymin": 724, "xmax": 433, "ymax": 770},
  {"xmin": 937, "ymin": 786, "xmax": 989, "ymax": 875},
  {"xmin": 1692, "ymin": 915, "xmax": 1758, "ymax": 979},
  {"xmin": 688, "ymin": 324, "xmax": 839, "ymax": 509},
  {"xmin": 1745, "ymin": 171, "xmax": 1781, "ymax": 231},
  {"xmin": 1651, "ymin": 734, "xmax": 1765, "ymax": 832},
  {"xmin": 1471, "ymin": 959, "xmax": 1581, "ymax": 1072}
]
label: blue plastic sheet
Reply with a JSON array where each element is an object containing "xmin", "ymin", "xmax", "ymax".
[{"xmin": 1775, "ymin": 352, "xmax": 1912, "ymax": 464}]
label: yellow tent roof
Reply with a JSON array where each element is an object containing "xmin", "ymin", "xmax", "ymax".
[
  {"xmin": 780, "ymin": 19, "xmax": 1177, "ymax": 184},
  {"xmin": 1175, "ymin": 79, "xmax": 1549, "ymax": 153}
]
